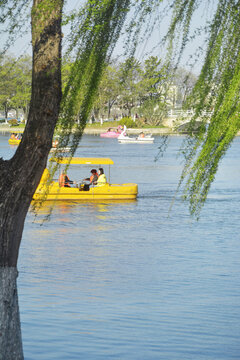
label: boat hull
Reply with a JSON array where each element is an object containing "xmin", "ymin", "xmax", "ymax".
[
  {"xmin": 50, "ymin": 147, "xmax": 71, "ymax": 153},
  {"xmin": 33, "ymin": 182, "xmax": 138, "ymax": 201},
  {"xmin": 118, "ymin": 137, "xmax": 154, "ymax": 144},
  {"xmin": 100, "ymin": 132, "xmax": 120, "ymax": 138},
  {"xmin": 100, "ymin": 126, "xmax": 123, "ymax": 138},
  {"xmin": 8, "ymin": 139, "xmax": 21, "ymax": 145}
]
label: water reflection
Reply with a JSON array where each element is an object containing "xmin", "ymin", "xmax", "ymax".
[
  {"xmin": 28, "ymin": 200, "xmax": 138, "ymax": 247},
  {"xmin": 30, "ymin": 199, "xmax": 137, "ymax": 223},
  {"xmin": 0, "ymin": 268, "xmax": 23, "ymax": 360},
  {"xmin": 31, "ymin": 199, "xmax": 136, "ymax": 212}
]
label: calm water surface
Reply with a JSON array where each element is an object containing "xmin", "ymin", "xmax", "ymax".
[{"xmin": 1, "ymin": 133, "xmax": 240, "ymax": 359}]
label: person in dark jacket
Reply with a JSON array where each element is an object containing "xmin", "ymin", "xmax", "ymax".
[{"xmin": 84, "ymin": 169, "xmax": 98, "ymax": 186}]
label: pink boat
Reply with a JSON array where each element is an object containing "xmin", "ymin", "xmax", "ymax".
[{"xmin": 100, "ymin": 125, "xmax": 124, "ymax": 138}]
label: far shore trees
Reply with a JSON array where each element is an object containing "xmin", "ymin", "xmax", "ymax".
[
  {"xmin": 0, "ymin": 55, "xmax": 31, "ymax": 122},
  {"xmin": 1, "ymin": 54, "xmax": 195, "ymax": 126}
]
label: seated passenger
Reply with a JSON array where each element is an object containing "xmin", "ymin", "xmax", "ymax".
[
  {"xmin": 117, "ymin": 126, "xmax": 123, "ymax": 133},
  {"xmin": 96, "ymin": 168, "xmax": 107, "ymax": 186},
  {"xmin": 84, "ymin": 169, "xmax": 98, "ymax": 186},
  {"xmin": 52, "ymin": 139, "xmax": 59, "ymax": 148},
  {"xmin": 59, "ymin": 171, "xmax": 74, "ymax": 187},
  {"xmin": 10, "ymin": 133, "xmax": 16, "ymax": 140}
]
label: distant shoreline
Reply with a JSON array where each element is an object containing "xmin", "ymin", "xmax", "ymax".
[
  {"xmin": 0, "ymin": 125, "xmax": 177, "ymax": 136},
  {"xmin": 2, "ymin": 125, "xmax": 238, "ymax": 136},
  {"xmin": 83, "ymin": 127, "xmax": 176, "ymax": 136}
]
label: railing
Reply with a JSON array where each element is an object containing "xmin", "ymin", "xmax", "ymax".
[{"xmin": 167, "ymin": 109, "xmax": 213, "ymax": 118}]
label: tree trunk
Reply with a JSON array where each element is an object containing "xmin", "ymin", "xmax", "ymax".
[
  {"xmin": 4, "ymin": 102, "xmax": 8, "ymax": 123},
  {"xmin": 22, "ymin": 104, "xmax": 29, "ymax": 123},
  {"xmin": 0, "ymin": 0, "xmax": 63, "ymax": 267},
  {"xmin": 0, "ymin": 1, "xmax": 63, "ymax": 356},
  {"xmin": 0, "ymin": 268, "xmax": 23, "ymax": 360},
  {"xmin": 108, "ymin": 100, "xmax": 111, "ymax": 119},
  {"xmin": 16, "ymin": 108, "xmax": 19, "ymax": 121}
]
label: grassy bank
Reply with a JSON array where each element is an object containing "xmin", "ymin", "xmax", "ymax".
[
  {"xmin": 0, "ymin": 122, "xmax": 175, "ymax": 135},
  {"xmin": 85, "ymin": 121, "xmax": 167, "ymax": 129}
]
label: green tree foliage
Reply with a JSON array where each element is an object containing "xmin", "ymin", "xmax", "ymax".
[
  {"xmin": 11, "ymin": 55, "xmax": 31, "ymax": 120},
  {"xmin": 94, "ymin": 62, "xmax": 120, "ymax": 120},
  {"xmin": 141, "ymin": 56, "xmax": 166, "ymax": 98},
  {"xmin": 91, "ymin": 55, "xmax": 178, "ymax": 125},
  {"xmin": 119, "ymin": 116, "xmax": 135, "ymax": 127},
  {"xmin": 0, "ymin": 1, "xmax": 30, "ymax": 54},
  {"xmin": 0, "ymin": 0, "xmax": 238, "ymax": 220},
  {"xmin": 139, "ymin": 98, "xmax": 167, "ymax": 126},
  {"xmin": 117, "ymin": 57, "xmax": 142, "ymax": 116},
  {"xmin": 91, "ymin": 56, "xmax": 172, "ymax": 123},
  {"xmin": 138, "ymin": 56, "xmax": 169, "ymax": 125},
  {"xmin": 0, "ymin": 55, "xmax": 31, "ymax": 121},
  {"xmin": 174, "ymin": 67, "xmax": 197, "ymax": 105},
  {"xmin": 54, "ymin": 0, "xmax": 134, "ymax": 156},
  {"xmin": 166, "ymin": 0, "xmax": 240, "ymax": 217},
  {"xmin": 0, "ymin": 55, "xmax": 17, "ymax": 119}
]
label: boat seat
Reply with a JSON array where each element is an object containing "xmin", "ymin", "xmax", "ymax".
[{"xmin": 77, "ymin": 183, "xmax": 90, "ymax": 191}]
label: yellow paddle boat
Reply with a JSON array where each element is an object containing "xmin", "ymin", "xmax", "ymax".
[
  {"xmin": 33, "ymin": 157, "xmax": 138, "ymax": 201},
  {"xmin": 8, "ymin": 132, "xmax": 22, "ymax": 145}
]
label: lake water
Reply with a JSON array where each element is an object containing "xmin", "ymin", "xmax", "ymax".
[{"xmin": 1, "ymin": 132, "xmax": 240, "ymax": 359}]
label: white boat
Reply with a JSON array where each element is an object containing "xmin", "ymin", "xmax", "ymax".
[
  {"xmin": 50, "ymin": 147, "xmax": 71, "ymax": 153},
  {"xmin": 118, "ymin": 126, "xmax": 154, "ymax": 144},
  {"xmin": 50, "ymin": 137, "xmax": 71, "ymax": 153}
]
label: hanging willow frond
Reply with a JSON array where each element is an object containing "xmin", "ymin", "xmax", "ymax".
[
  {"xmin": 52, "ymin": 0, "xmax": 165, "ymax": 169},
  {"xmin": 170, "ymin": 0, "xmax": 240, "ymax": 217},
  {"xmin": 2, "ymin": 0, "xmax": 238, "ymax": 218},
  {"xmin": 56, "ymin": 1, "xmax": 131, "ymax": 154},
  {"xmin": 0, "ymin": 1, "xmax": 31, "ymax": 54}
]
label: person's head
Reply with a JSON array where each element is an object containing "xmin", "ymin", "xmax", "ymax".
[
  {"xmin": 91, "ymin": 169, "xmax": 97, "ymax": 174},
  {"xmin": 98, "ymin": 168, "xmax": 104, "ymax": 175}
]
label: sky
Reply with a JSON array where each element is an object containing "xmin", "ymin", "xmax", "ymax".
[{"xmin": 1, "ymin": 0, "xmax": 218, "ymax": 75}]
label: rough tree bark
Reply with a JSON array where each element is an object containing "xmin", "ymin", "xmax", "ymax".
[
  {"xmin": 0, "ymin": 0, "xmax": 64, "ymax": 358},
  {"xmin": 0, "ymin": 0, "xmax": 63, "ymax": 267},
  {"xmin": 0, "ymin": 268, "xmax": 23, "ymax": 360}
]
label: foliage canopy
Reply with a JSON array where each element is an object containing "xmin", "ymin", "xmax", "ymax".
[
  {"xmin": 1, "ymin": 0, "xmax": 239, "ymax": 217},
  {"xmin": 167, "ymin": 0, "xmax": 240, "ymax": 217}
]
